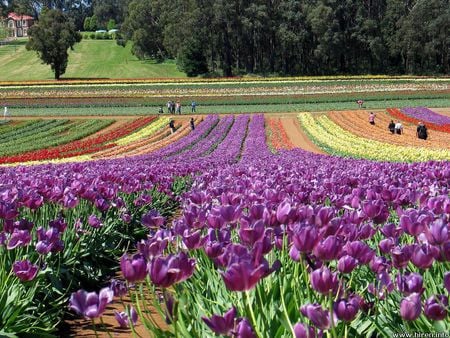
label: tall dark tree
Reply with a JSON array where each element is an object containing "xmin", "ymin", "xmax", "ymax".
[{"xmin": 26, "ymin": 9, "xmax": 81, "ymax": 79}]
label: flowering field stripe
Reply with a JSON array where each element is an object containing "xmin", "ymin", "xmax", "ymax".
[
  {"xmin": 401, "ymin": 107, "xmax": 450, "ymax": 125},
  {"xmin": 388, "ymin": 108, "xmax": 450, "ymax": 133},
  {"xmin": 328, "ymin": 111, "xmax": 450, "ymax": 150},
  {"xmin": 100, "ymin": 119, "xmax": 197, "ymax": 159},
  {"xmin": 115, "ymin": 117, "xmax": 170, "ymax": 146},
  {"xmin": 0, "ymin": 118, "xmax": 156, "ymax": 165},
  {"xmin": 0, "ymin": 119, "xmax": 66, "ymax": 144},
  {"xmin": 172, "ymin": 116, "xmax": 235, "ymax": 160},
  {"xmin": 266, "ymin": 118, "xmax": 295, "ymax": 152},
  {"xmin": 299, "ymin": 113, "xmax": 450, "ymax": 162},
  {"xmin": 151, "ymin": 115, "xmax": 219, "ymax": 159}
]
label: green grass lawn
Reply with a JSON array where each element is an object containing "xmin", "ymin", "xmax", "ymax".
[{"xmin": 0, "ymin": 39, "xmax": 185, "ymax": 81}]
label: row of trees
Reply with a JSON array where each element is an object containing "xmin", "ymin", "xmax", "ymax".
[
  {"xmin": 3, "ymin": 0, "xmax": 449, "ymax": 77},
  {"xmin": 120, "ymin": 0, "xmax": 449, "ymax": 76}
]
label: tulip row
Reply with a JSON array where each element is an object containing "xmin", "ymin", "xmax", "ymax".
[
  {"xmin": 116, "ymin": 117, "xmax": 170, "ymax": 146},
  {"xmin": 299, "ymin": 113, "xmax": 450, "ymax": 162},
  {"xmin": 266, "ymin": 117, "xmax": 295, "ymax": 151},
  {"xmin": 106, "ymin": 114, "xmax": 449, "ymax": 337},
  {"xmin": 0, "ymin": 117, "xmax": 156, "ymax": 165},
  {"xmin": 401, "ymin": 107, "xmax": 450, "ymax": 126},
  {"xmin": 388, "ymin": 108, "xmax": 450, "ymax": 133}
]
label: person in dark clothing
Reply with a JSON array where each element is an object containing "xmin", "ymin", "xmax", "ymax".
[
  {"xmin": 388, "ymin": 120, "xmax": 395, "ymax": 134},
  {"xmin": 169, "ymin": 119, "xmax": 175, "ymax": 134},
  {"xmin": 417, "ymin": 122, "xmax": 428, "ymax": 140},
  {"xmin": 190, "ymin": 117, "xmax": 195, "ymax": 130}
]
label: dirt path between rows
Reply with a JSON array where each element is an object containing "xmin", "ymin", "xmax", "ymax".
[{"xmin": 280, "ymin": 117, "xmax": 325, "ymax": 154}]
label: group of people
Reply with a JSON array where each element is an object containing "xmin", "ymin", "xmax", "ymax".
[
  {"xmin": 369, "ymin": 112, "xmax": 428, "ymax": 140},
  {"xmin": 160, "ymin": 101, "xmax": 197, "ymax": 115}
]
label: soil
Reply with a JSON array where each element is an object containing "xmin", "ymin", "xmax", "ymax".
[{"xmin": 280, "ymin": 116, "xmax": 325, "ymax": 154}]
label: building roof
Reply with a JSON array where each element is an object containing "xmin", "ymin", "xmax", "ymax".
[{"xmin": 7, "ymin": 12, "xmax": 34, "ymax": 21}]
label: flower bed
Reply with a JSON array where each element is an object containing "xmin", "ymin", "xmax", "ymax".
[
  {"xmin": 387, "ymin": 108, "xmax": 450, "ymax": 133},
  {"xmin": 401, "ymin": 107, "xmax": 450, "ymax": 125},
  {"xmin": 299, "ymin": 113, "xmax": 450, "ymax": 161}
]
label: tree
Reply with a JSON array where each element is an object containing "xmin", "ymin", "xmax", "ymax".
[{"xmin": 26, "ymin": 9, "xmax": 81, "ymax": 79}]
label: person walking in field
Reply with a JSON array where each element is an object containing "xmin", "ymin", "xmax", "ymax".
[
  {"xmin": 3, "ymin": 106, "xmax": 9, "ymax": 120},
  {"xmin": 167, "ymin": 101, "xmax": 171, "ymax": 113},
  {"xmin": 394, "ymin": 121, "xmax": 403, "ymax": 135},
  {"xmin": 417, "ymin": 122, "xmax": 428, "ymax": 140},
  {"xmin": 191, "ymin": 101, "xmax": 197, "ymax": 113},
  {"xmin": 357, "ymin": 99, "xmax": 364, "ymax": 108},
  {"xmin": 169, "ymin": 119, "xmax": 176, "ymax": 134},
  {"xmin": 369, "ymin": 112, "xmax": 376, "ymax": 125},
  {"xmin": 175, "ymin": 101, "xmax": 181, "ymax": 114},
  {"xmin": 388, "ymin": 120, "xmax": 395, "ymax": 134},
  {"xmin": 190, "ymin": 117, "xmax": 195, "ymax": 130}
]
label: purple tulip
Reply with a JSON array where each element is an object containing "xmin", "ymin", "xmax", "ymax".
[
  {"xmin": 397, "ymin": 272, "xmax": 424, "ymax": 296},
  {"xmin": 426, "ymin": 219, "xmax": 448, "ymax": 245},
  {"xmin": 372, "ymin": 252, "xmax": 391, "ymax": 270},
  {"xmin": 7, "ymin": 230, "xmax": 32, "ymax": 250},
  {"xmin": 110, "ymin": 279, "xmax": 128, "ymax": 297},
  {"xmin": 310, "ymin": 267, "xmax": 339, "ymax": 295},
  {"xmin": 411, "ymin": 244, "xmax": 438, "ymax": 269},
  {"xmin": 219, "ymin": 205, "xmax": 241, "ymax": 223},
  {"xmin": 400, "ymin": 293, "xmax": 422, "ymax": 321},
  {"xmin": 87, "ymin": 214, "xmax": 102, "ymax": 228},
  {"xmin": 137, "ymin": 236, "xmax": 168, "ymax": 260},
  {"xmin": 239, "ymin": 220, "xmax": 266, "ymax": 246},
  {"xmin": 337, "ymin": 255, "xmax": 358, "ymax": 273},
  {"xmin": 424, "ymin": 295, "xmax": 448, "ymax": 321},
  {"xmin": 333, "ymin": 297, "xmax": 360, "ymax": 321},
  {"xmin": 344, "ymin": 241, "xmax": 375, "ymax": 264},
  {"xmin": 13, "ymin": 259, "xmax": 38, "ymax": 282},
  {"xmin": 378, "ymin": 238, "xmax": 395, "ymax": 254},
  {"xmin": 300, "ymin": 303, "xmax": 331, "ymax": 330},
  {"xmin": 391, "ymin": 245, "xmax": 413, "ymax": 269},
  {"xmin": 293, "ymin": 322, "xmax": 316, "ymax": 338},
  {"xmin": 120, "ymin": 253, "xmax": 147, "ymax": 283},
  {"xmin": 164, "ymin": 291, "xmax": 176, "ymax": 324},
  {"xmin": 114, "ymin": 306, "xmax": 138, "ymax": 328},
  {"xmin": 221, "ymin": 260, "xmax": 267, "ymax": 291},
  {"xmin": 444, "ymin": 272, "xmax": 450, "ymax": 293},
  {"xmin": 202, "ymin": 306, "xmax": 236, "ymax": 335},
  {"xmin": 313, "ymin": 235, "xmax": 342, "ymax": 261},
  {"xmin": 368, "ymin": 271, "xmax": 394, "ymax": 299},
  {"xmin": 315, "ymin": 207, "xmax": 334, "ymax": 227},
  {"xmin": 148, "ymin": 252, "xmax": 195, "ymax": 288},
  {"xmin": 69, "ymin": 287, "xmax": 114, "ymax": 319},
  {"xmin": 141, "ymin": 210, "xmax": 165, "ymax": 228},
  {"xmin": 182, "ymin": 229, "xmax": 206, "ymax": 250},
  {"xmin": 234, "ymin": 318, "xmax": 256, "ymax": 338},
  {"xmin": 292, "ymin": 225, "xmax": 319, "ymax": 253}
]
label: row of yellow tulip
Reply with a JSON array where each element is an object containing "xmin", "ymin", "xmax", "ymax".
[
  {"xmin": 2, "ymin": 75, "xmax": 447, "ymax": 88},
  {"xmin": 298, "ymin": 113, "xmax": 450, "ymax": 162},
  {"xmin": 115, "ymin": 117, "xmax": 169, "ymax": 146}
]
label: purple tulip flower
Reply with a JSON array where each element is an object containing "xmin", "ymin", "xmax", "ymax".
[
  {"xmin": 411, "ymin": 244, "xmax": 438, "ymax": 269},
  {"xmin": 110, "ymin": 279, "xmax": 128, "ymax": 297},
  {"xmin": 293, "ymin": 322, "xmax": 317, "ymax": 338},
  {"xmin": 426, "ymin": 219, "xmax": 448, "ymax": 245},
  {"xmin": 234, "ymin": 318, "xmax": 256, "ymax": 338},
  {"xmin": 424, "ymin": 295, "xmax": 448, "ymax": 321},
  {"xmin": 87, "ymin": 214, "xmax": 102, "ymax": 228},
  {"xmin": 337, "ymin": 255, "xmax": 358, "ymax": 274},
  {"xmin": 310, "ymin": 267, "xmax": 339, "ymax": 295},
  {"xmin": 69, "ymin": 287, "xmax": 114, "ymax": 319},
  {"xmin": 141, "ymin": 210, "xmax": 165, "ymax": 228},
  {"xmin": 292, "ymin": 225, "xmax": 319, "ymax": 253},
  {"xmin": 148, "ymin": 252, "xmax": 195, "ymax": 288},
  {"xmin": 397, "ymin": 272, "xmax": 424, "ymax": 296},
  {"xmin": 313, "ymin": 235, "xmax": 342, "ymax": 261},
  {"xmin": 391, "ymin": 245, "xmax": 413, "ymax": 269},
  {"xmin": 333, "ymin": 297, "xmax": 360, "ymax": 321},
  {"xmin": 120, "ymin": 253, "xmax": 147, "ymax": 283},
  {"xmin": 221, "ymin": 260, "xmax": 267, "ymax": 291},
  {"xmin": 400, "ymin": 293, "xmax": 422, "ymax": 321},
  {"xmin": 202, "ymin": 306, "xmax": 236, "ymax": 335},
  {"xmin": 13, "ymin": 259, "xmax": 39, "ymax": 282},
  {"xmin": 114, "ymin": 306, "xmax": 138, "ymax": 328},
  {"xmin": 7, "ymin": 230, "xmax": 32, "ymax": 250},
  {"xmin": 300, "ymin": 303, "xmax": 331, "ymax": 330}
]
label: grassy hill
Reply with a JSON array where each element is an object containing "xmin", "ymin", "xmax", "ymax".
[{"xmin": 0, "ymin": 38, "xmax": 185, "ymax": 81}]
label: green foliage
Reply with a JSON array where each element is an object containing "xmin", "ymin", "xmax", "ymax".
[
  {"xmin": 177, "ymin": 38, "xmax": 209, "ymax": 77},
  {"xmin": 26, "ymin": 9, "xmax": 82, "ymax": 79},
  {"xmin": 106, "ymin": 19, "xmax": 116, "ymax": 31}
]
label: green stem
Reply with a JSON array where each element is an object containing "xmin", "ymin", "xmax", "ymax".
[
  {"xmin": 279, "ymin": 273, "xmax": 295, "ymax": 336},
  {"xmin": 100, "ymin": 317, "xmax": 113, "ymax": 338},
  {"xmin": 328, "ymin": 295, "xmax": 337, "ymax": 338},
  {"xmin": 244, "ymin": 290, "xmax": 262, "ymax": 338},
  {"xmin": 91, "ymin": 319, "xmax": 99, "ymax": 338}
]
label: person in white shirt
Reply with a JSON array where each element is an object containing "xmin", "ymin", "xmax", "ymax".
[
  {"xmin": 3, "ymin": 106, "xmax": 9, "ymax": 120},
  {"xmin": 394, "ymin": 121, "xmax": 403, "ymax": 135}
]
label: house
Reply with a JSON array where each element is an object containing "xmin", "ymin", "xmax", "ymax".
[{"xmin": 6, "ymin": 12, "xmax": 34, "ymax": 38}]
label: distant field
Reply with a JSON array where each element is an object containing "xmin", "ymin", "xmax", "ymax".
[{"xmin": 0, "ymin": 39, "xmax": 185, "ymax": 80}]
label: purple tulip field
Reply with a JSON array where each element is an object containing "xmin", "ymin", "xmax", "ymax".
[{"xmin": 1, "ymin": 113, "xmax": 449, "ymax": 337}]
